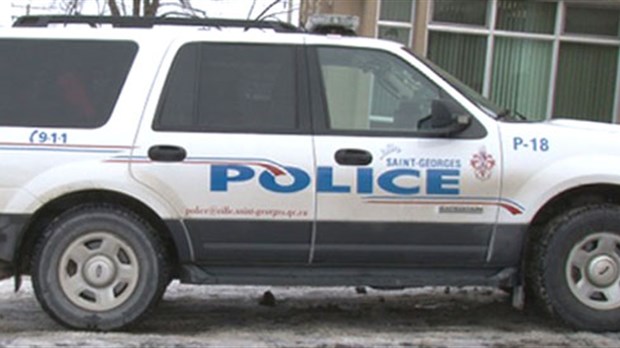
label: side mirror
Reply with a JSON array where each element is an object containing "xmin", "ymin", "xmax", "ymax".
[
  {"xmin": 430, "ymin": 99, "xmax": 453, "ymax": 128},
  {"xmin": 417, "ymin": 99, "xmax": 471, "ymax": 136}
]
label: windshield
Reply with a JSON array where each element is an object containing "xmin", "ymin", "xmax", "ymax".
[{"xmin": 402, "ymin": 48, "xmax": 505, "ymax": 119}]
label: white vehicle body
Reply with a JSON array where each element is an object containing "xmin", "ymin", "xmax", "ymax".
[{"xmin": 1, "ymin": 16, "xmax": 620, "ymax": 331}]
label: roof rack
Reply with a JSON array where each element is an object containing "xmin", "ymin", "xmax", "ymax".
[{"xmin": 12, "ymin": 15, "xmax": 303, "ymax": 33}]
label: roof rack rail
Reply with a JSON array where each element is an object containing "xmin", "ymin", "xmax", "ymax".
[{"xmin": 12, "ymin": 15, "xmax": 303, "ymax": 33}]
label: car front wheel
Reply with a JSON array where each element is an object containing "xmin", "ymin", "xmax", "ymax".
[{"xmin": 529, "ymin": 204, "xmax": 620, "ymax": 331}]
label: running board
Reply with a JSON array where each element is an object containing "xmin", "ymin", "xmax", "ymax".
[{"xmin": 179, "ymin": 265, "xmax": 518, "ymax": 288}]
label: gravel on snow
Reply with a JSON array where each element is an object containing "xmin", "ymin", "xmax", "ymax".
[{"xmin": 1, "ymin": 278, "xmax": 620, "ymax": 347}]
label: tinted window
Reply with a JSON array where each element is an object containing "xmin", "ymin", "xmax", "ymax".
[
  {"xmin": 156, "ymin": 43, "xmax": 298, "ymax": 132},
  {"xmin": 156, "ymin": 44, "xmax": 199, "ymax": 129},
  {"xmin": 0, "ymin": 39, "xmax": 137, "ymax": 128}
]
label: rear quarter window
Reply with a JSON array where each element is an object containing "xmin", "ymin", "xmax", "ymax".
[{"xmin": 0, "ymin": 39, "xmax": 137, "ymax": 128}]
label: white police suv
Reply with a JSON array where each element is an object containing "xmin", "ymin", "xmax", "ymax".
[{"xmin": 1, "ymin": 15, "xmax": 620, "ymax": 331}]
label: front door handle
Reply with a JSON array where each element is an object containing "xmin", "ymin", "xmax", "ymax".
[
  {"xmin": 335, "ymin": 149, "xmax": 373, "ymax": 166},
  {"xmin": 148, "ymin": 145, "xmax": 187, "ymax": 162}
]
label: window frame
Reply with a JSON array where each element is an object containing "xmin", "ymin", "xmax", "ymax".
[
  {"xmin": 152, "ymin": 42, "xmax": 311, "ymax": 135},
  {"xmin": 307, "ymin": 46, "xmax": 487, "ymax": 139}
]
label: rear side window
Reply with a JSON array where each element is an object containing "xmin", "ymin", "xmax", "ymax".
[
  {"xmin": 0, "ymin": 39, "xmax": 137, "ymax": 128},
  {"xmin": 155, "ymin": 43, "xmax": 298, "ymax": 132}
]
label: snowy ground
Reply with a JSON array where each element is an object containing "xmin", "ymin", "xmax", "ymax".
[{"xmin": 1, "ymin": 279, "xmax": 620, "ymax": 347}]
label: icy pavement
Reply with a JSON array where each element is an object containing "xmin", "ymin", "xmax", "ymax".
[{"xmin": 1, "ymin": 278, "xmax": 620, "ymax": 347}]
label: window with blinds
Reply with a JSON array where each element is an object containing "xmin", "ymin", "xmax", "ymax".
[
  {"xmin": 426, "ymin": 0, "xmax": 620, "ymax": 123},
  {"xmin": 377, "ymin": 0, "xmax": 414, "ymax": 47}
]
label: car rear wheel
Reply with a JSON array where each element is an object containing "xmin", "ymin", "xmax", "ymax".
[{"xmin": 32, "ymin": 204, "xmax": 169, "ymax": 331}]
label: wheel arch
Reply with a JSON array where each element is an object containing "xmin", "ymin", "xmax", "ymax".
[
  {"xmin": 530, "ymin": 184, "xmax": 620, "ymax": 230},
  {"xmin": 520, "ymin": 184, "xmax": 620, "ymax": 287},
  {"xmin": 16, "ymin": 189, "xmax": 189, "ymax": 276}
]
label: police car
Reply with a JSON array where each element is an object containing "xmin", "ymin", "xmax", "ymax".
[{"xmin": 1, "ymin": 15, "xmax": 620, "ymax": 331}]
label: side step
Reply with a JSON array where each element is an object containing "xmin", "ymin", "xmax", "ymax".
[{"xmin": 179, "ymin": 265, "xmax": 518, "ymax": 289}]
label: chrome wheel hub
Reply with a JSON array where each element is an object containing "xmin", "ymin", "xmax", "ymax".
[
  {"xmin": 587, "ymin": 255, "xmax": 619, "ymax": 288},
  {"xmin": 83, "ymin": 255, "xmax": 117, "ymax": 287},
  {"xmin": 58, "ymin": 232, "xmax": 140, "ymax": 312},
  {"xmin": 566, "ymin": 232, "xmax": 620, "ymax": 310}
]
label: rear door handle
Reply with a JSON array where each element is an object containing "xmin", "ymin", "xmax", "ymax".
[
  {"xmin": 148, "ymin": 145, "xmax": 187, "ymax": 162},
  {"xmin": 334, "ymin": 149, "xmax": 373, "ymax": 166}
]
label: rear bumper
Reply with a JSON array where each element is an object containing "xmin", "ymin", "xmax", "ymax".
[{"xmin": 0, "ymin": 261, "xmax": 12, "ymax": 281}]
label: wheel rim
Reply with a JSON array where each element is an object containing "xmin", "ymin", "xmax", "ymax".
[
  {"xmin": 566, "ymin": 232, "xmax": 620, "ymax": 310},
  {"xmin": 58, "ymin": 232, "xmax": 140, "ymax": 312}
]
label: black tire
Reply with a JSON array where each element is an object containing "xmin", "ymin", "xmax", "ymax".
[
  {"xmin": 32, "ymin": 204, "xmax": 169, "ymax": 331},
  {"xmin": 528, "ymin": 204, "xmax": 620, "ymax": 331}
]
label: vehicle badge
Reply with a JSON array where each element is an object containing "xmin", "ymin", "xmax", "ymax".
[{"xmin": 470, "ymin": 147, "xmax": 496, "ymax": 181}]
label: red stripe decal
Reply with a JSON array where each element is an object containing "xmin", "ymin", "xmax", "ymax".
[
  {"xmin": 366, "ymin": 200, "xmax": 523, "ymax": 215},
  {"xmin": 0, "ymin": 142, "xmax": 134, "ymax": 149},
  {"xmin": 105, "ymin": 159, "xmax": 286, "ymax": 176}
]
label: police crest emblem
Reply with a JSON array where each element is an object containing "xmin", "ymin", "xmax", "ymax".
[{"xmin": 470, "ymin": 148, "xmax": 496, "ymax": 181}]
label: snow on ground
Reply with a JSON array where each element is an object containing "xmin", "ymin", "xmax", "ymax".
[{"xmin": 1, "ymin": 278, "xmax": 620, "ymax": 347}]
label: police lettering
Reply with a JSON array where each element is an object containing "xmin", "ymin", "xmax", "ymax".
[{"xmin": 210, "ymin": 165, "xmax": 460, "ymax": 195}]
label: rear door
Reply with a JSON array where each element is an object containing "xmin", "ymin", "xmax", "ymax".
[
  {"xmin": 131, "ymin": 39, "xmax": 315, "ymax": 265},
  {"xmin": 308, "ymin": 45, "xmax": 505, "ymax": 267}
]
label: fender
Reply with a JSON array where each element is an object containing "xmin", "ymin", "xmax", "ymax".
[
  {"xmin": 499, "ymin": 155, "xmax": 620, "ymax": 223},
  {"xmin": 15, "ymin": 161, "xmax": 179, "ymax": 219}
]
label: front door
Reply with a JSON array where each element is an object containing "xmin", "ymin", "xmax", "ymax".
[{"xmin": 309, "ymin": 45, "xmax": 505, "ymax": 267}]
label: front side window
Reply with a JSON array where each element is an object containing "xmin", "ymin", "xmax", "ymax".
[
  {"xmin": 316, "ymin": 47, "xmax": 469, "ymax": 133},
  {"xmin": 156, "ymin": 43, "xmax": 298, "ymax": 132},
  {"xmin": 0, "ymin": 39, "xmax": 137, "ymax": 128}
]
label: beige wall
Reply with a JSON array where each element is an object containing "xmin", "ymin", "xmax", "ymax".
[{"xmin": 412, "ymin": 0, "xmax": 429, "ymax": 54}]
